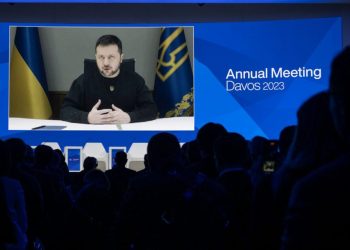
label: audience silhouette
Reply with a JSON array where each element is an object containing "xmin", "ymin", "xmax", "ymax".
[
  {"xmin": 1, "ymin": 47, "xmax": 349, "ymax": 250},
  {"xmin": 71, "ymin": 156, "xmax": 98, "ymax": 195},
  {"xmin": 213, "ymin": 133, "xmax": 252, "ymax": 249},
  {"xmin": 281, "ymin": 46, "xmax": 350, "ymax": 250},
  {"xmin": 0, "ymin": 140, "xmax": 28, "ymax": 250},
  {"xmin": 277, "ymin": 125, "xmax": 296, "ymax": 167},
  {"xmin": 192, "ymin": 122, "xmax": 227, "ymax": 179},
  {"xmin": 105, "ymin": 151, "xmax": 136, "ymax": 209}
]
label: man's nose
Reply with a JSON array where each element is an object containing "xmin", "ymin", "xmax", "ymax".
[{"xmin": 103, "ymin": 58, "xmax": 110, "ymax": 65}]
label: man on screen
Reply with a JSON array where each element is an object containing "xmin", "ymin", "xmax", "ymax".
[{"xmin": 60, "ymin": 34, "xmax": 157, "ymax": 124}]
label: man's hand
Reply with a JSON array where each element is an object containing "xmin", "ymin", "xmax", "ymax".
[
  {"xmin": 108, "ymin": 104, "xmax": 131, "ymax": 124},
  {"xmin": 87, "ymin": 99, "xmax": 113, "ymax": 124}
]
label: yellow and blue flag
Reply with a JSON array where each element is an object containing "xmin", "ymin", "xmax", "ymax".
[
  {"xmin": 154, "ymin": 27, "xmax": 193, "ymax": 118},
  {"xmin": 10, "ymin": 27, "xmax": 52, "ymax": 119}
]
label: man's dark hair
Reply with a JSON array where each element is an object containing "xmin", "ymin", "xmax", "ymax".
[
  {"xmin": 196, "ymin": 122, "xmax": 227, "ymax": 156},
  {"xmin": 83, "ymin": 156, "xmax": 98, "ymax": 171},
  {"xmin": 114, "ymin": 151, "xmax": 127, "ymax": 168},
  {"xmin": 95, "ymin": 34, "xmax": 122, "ymax": 53},
  {"xmin": 5, "ymin": 138, "xmax": 27, "ymax": 165},
  {"xmin": 214, "ymin": 132, "xmax": 251, "ymax": 170},
  {"xmin": 279, "ymin": 125, "xmax": 297, "ymax": 157},
  {"xmin": 147, "ymin": 132, "xmax": 181, "ymax": 173},
  {"xmin": 34, "ymin": 144, "xmax": 54, "ymax": 167}
]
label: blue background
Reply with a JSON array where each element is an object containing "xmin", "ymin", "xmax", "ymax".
[{"xmin": 194, "ymin": 18, "xmax": 341, "ymax": 139}]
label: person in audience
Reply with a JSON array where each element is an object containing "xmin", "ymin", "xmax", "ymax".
[
  {"xmin": 181, "ymin": 140, "xmax": 201, "ymax": 166},
  {"xmin": 191, "ymin": 122, "xmax": 228, "ymax": 179},
  {"xmin": 71, "ymin": 156, "xmax": 98, "ymax": 195},
  {"xmin": 121, "ymin": 131, "xmax": 230, "ymax": 250},
  {"xmin": 105, "ymin": 151, "xmax": 136, "ymax": 209},
  {"xmin": 277, "ymin": 125, "xmax": 296, "ymax": 168},
  {"xmin": 24, "ymin": 144, "xmax": 34, "ymax": 166},
  {"xmin": 68, "ymin": 169, "xmax": 115, "ymax": 250},
  {"xmin": 249, "ymin": 135, "xmax": 278, "ymax": 250},
  {"xmin": 60, "ymin": 34, "xmax": 157, "ymax": 124},
  {"xmin": 83, "ymin": 156, "xmax": 98, "ymax": 172},
  {"xmin": 117, "ymin": 132, "xmax": 190, "ymax": 249},
  {"xmin": 30, "ymin": 145, "xmax": 71, "ymax": 250},
  {"xmin": 5, "ymin": 138, "xmax": 45, "ymax": 250},
  {"xmin": 213, "ymin": 132, "xmax": 252, "ymax": 249},
  {"xmin": 0, "ymin": 140, "xmax": 28, "ymax": 250},
  {"xmin": 249, "ymin": 136, "xmax": 273, "ymax": 188},
  {"xmin": 54, "ymin": 149, "xmax": 70, "ymax": 185},
  {"xmin": 0, "ymin": 179, "xmax": 16, "ymax": 249},
  {"xmin": 273, "ymin": 92, "xmax": 341, "ymax": 208},
  {"xmin": 270, "ymin": 91, "xmax": 342, "ymax": 250},
  {"xmin": 281, "ymin": 46, "xmax": 350, "ymax": 250}
]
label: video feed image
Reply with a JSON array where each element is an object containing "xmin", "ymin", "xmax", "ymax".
[{"xmin": 8, "ymin": 26, "xmax": 194, "ymax": 131}]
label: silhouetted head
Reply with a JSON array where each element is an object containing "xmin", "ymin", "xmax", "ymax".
[
  {"xmin": 83, "ymin": 156, "xmax": 98, "ymax": 171},
  {"xmin": 250, "ymin": 136, "xmax": 270, "ymax": 162},
  {"xmin": 114, "ymin": 151, "xmax": 128, "ymax": 168},
  {"xmin": 287, "ymin": 91, "xmax": 341, "ymax": 166},
  {"xmin": 329, "ymin": 46, "xmax": 350, "ymax": 146},
  {"xmin": 147, "ymin": 132, "xmax": 181, "ymax": 173},
  {"xmin": 5, "ymin": 138, "xmax": 26, "ymax": 165},
  {"xmin": 34, "ymin": 144, "xmax": 54, "ymax": 168},
  {"xmin": 279, "ymin": 125, "xmax": 296, "ymax": 157},
  {"xmin": 196, "ymin": 122, "xmax": 227, "ymax": 158},
  {"xmin": 54, "ymin": 149, "xmax": 65, "ymax": 164},
  {"xmin": 214, "ymin": 132, "xmax": 251, "ymax": 171},
  {"xmin": 181, "ymin": 140, "xmax": 201, "ymax": 165},
  {"xmin": 24, "ymin": 144, "xmax": 34, "ymax": 164}
]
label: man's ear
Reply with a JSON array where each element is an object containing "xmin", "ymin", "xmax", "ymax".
[{"xmin": 120, "ymin": 53, "xmax": 124, "ymax": 63}]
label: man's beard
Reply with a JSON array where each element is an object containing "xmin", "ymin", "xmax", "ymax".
[{"xmin": 100, "ymin": 66, "xmax": 120, "ymax": 78}]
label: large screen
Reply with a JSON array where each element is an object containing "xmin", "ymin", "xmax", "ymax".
[{"xmin": 0, "ymin": 17, "xmax": 342, "ymax": 150}]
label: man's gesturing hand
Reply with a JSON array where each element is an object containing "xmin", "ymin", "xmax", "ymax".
[
  {"xmin": 108, "ymin": 104, "xmax": 131, "ymax": 124},
  {"xmin": 87, "ymin": 99, "xmax": 113, "ymax": 124}
]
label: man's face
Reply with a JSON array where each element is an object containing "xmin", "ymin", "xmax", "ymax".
[{"xmin": 95, "ymin": 44, "xmax": 123, "ymax": 78}]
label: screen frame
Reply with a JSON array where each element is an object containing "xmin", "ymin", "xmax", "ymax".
[
  {"xmin": 8, "ymin": 25, "xmax": 195, "ymax": 132},
  {"xmin": 64, "ymin": 146, "xmax": 83, "ymax": 172}
]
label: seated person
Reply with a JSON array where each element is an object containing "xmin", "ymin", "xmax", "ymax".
[{"xmin": 60, "ymin": 34, "xmax": 158, "ymax": 124}]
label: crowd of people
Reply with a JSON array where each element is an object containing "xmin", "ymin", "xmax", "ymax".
[{"xmin": 1, "ymin": 47, "xmax": 349, "ymax": 250}]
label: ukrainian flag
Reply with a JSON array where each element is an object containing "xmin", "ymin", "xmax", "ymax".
[
  {"xmin": 10, "ymin": 27, "xmax": 52, "ymax": 119},
  {"xmin": 154, "ymin": 27, "xmax": 193, "ymax": 118}
]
